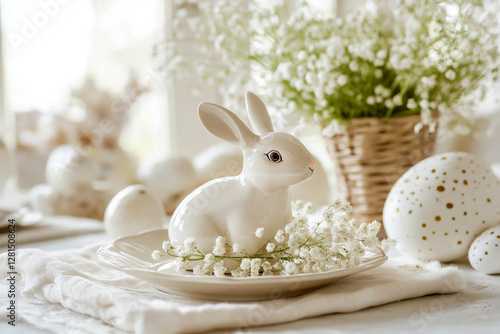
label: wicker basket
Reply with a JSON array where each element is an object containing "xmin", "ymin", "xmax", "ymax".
[{"xmin": 324, "ymin": 114, "xmax": 437, "ymax": 236}]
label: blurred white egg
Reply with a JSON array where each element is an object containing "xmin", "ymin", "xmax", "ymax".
[
  {"xmin": 104, "ymin": 185, "xmax": 164, "ymax": 239},
  {"xmin": 46, "ymin": 145, "xmax": 100, "ymax": 194},
  {"xmin": 193, "ymin": 143, "xmax": 243, "ymax": 183},
  {"xmin": 384, "ymin": 152, "xmax": 500, "ymax": 262},
  {"xmin": 137, "ymin": 157, "xmax": 200, "ymax": 214},
  {"xmin": 468, "ymin": 225, "xmax": 500, "ymax": 274}
]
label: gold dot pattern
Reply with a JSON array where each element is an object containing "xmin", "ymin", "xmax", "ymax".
[
  {"xmin": 469, "ymin": 226, "xmax": 500, "ymax": 273},
  {"xmin": 384, "ymin": 152, "xmax": 500, "ymax": 263}
]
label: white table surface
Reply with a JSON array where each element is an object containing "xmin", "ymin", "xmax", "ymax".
[{"xmin": 1, "ymin": 230, "xmax": 500, "ymax": 334}]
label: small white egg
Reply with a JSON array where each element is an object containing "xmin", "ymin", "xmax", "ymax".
[
  {"xmin": 384, "ymin": 152, "xmax": 500, "ymax": 262},
  {"xmin": 193, "ymin": 143, "xmax": 243, "ymax": 183},
  {"xmin": 137, "ymin": 157, "xmax": 200, "ymax": 214},
  {"xmin": 104, "ymin": 185, "xmax": 164, "ymax": 239},
  {"xmin": 468, "ymin": 225, "xmax": 500, "ymax": 274},
  {"xmin": 94, "ymin": 148, "xmax": 137, "ymax": 193},
  {"xmin": 46, "ymin": 145, "xmax": 100, "ymax": 194}
]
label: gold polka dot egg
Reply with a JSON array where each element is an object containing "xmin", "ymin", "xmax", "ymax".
[
  {"xmin": 383, "ymin": 152, "xmax": 500, "ymax": 262},
  {"xmin": 468, "ymin": 225, "xmax": 500, "ymax": 274}
]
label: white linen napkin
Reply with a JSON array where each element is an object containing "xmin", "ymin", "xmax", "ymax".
[{"xmin": 0, "ymin": 244, "xmax": 465, "ymax": 334}]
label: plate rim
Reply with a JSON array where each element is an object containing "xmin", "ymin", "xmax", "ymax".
[{"xmin": 97, "ymin": 228, "xmax": 388, "ymax": 284}]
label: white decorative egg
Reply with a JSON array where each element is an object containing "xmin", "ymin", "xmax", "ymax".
[
  {"xmin": 46, "ymin": 145, "xmax": 100, "ymax": 194},
  {"xmin": 383, "ymin": 152, "xmax": 500, "ymax": 262},
  {"xmin": 468, "ymin": 225, "xmax": 500, "ymax": 274},
  {"xmin": 137, "ymin": 157, "xmax": 200, "ymax": 214},
  {"xmin": 193, "ymin": 143, "xmax": 243, "ymax": 183},
  {"xmin": 104, "ymin": 185, "xmax": 164, "ymax": 239}
]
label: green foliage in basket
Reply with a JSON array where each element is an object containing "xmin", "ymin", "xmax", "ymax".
[{"xmin": 158, "ymin": 0, "xmax": 500, "ymax": 134}]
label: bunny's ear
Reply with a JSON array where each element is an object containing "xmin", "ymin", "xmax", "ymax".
[
  {"xmin": 199, "ymin": 103, "xmax": 259, "ymax": 147},
  {"xmin": 245, "ymin": 91, "xmax": 274, "ymax": 134}
]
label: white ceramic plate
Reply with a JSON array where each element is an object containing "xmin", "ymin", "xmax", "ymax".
[{"xmin": 97, "ymin": 229, "xmax": 387, "ymax": 301}]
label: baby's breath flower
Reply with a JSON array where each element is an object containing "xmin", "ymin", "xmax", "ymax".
[
  {"xmin": 393, "ymin": 95, "xmax": 403, "ymax": 106},
  {"xmin": 255, "ymin": 227, "xmax": 265, "ymax": 238},
  {"xmin": 337, "ymin": 75, "xmax": 348, "ymax": 86},
  {"xmin": 240, "ymin": 258, "xmax": 251, "ymax": 270},
  {"xmin": 419, "ymin": 99, "xmax": 429, "ymax": 110},
  {"xmin": 232, "ymin": 243, "xmax": 242, "ymax": 253},
  {"xmin": 162, "ymin": 240, "xmax": 171, "ymax": 251},
  {"xmin": 151, "ymin": 250, "xmax": 161, "ymax": 260},
  {"xmin": 349, "ymin": 60, "xmax": 359, "ymax": 72},
  {"xmin": 213, "ymin": 262, "xmax": 227, "ymax": 277},
  {"xmin": 193, "ymin": 264, "xmax": 206, "ymax": 276},
  {"xmin": 275, "ymin": 229, "xmax": 286, "ymax": 243},
  {"xmin": 213, "ymin": 236, "xmax": 226, "ymax": 256},
  {"xmin": 376, "ymin": 49, "xmax": 387, "ymax": 59},
  {"xmin": 284, "ymin": 262, "xmax": 298, "ymax": 275},
  {"xmin": 231, "ymin": 268, "xmax": 244, "ymax": 277},
  {"xmin": 262, "ymin": 261, "xmax": 273, "ymax": 276},
  {"xmin": 250, "ymin": 258, "xmax": 262, "ymax": 276},
  {"xmin": 175, "ymin": 260, "xmax": 187, "ymax": 273},
  {"xmin": 292, "ymin": 200, "xmax": 305, "ymax": 212},
  {"xmin": 407, "ymin": 98, "xmax": 417, "ymax": 109},
  {"xmin": 183, "ymin": 237, "xmax": 197, "ymax": 254},
  {"xmin": 445, "ymin": 69, "xmax": 457, "ymax": 81},
  {"xmin": 204, "ymin": 253, "xmax": 215, "ymax": 265},
  {"xmin": 266, "ymin": 243, "xmax": 276, "ymax": 252},
  {"xmin": 384, "ymin": 99, "xmax": 395, "ymax": 109},
  {"xmin": 323, "ymin": 207, "xmax": 334, "ymax": 220}
]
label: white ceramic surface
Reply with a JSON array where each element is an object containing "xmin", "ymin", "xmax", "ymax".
[
  {"xmin": 168, "ymin": 92, "xmax": 316, "ymax": 255},
  {"xmin": 97, "ymin": 229, "xmax": 388, "ymax": 302}
]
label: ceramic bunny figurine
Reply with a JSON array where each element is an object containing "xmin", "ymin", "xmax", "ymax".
[{"xmin": 168, "ymin": 92, "xmax": 315, "ymax": 255}]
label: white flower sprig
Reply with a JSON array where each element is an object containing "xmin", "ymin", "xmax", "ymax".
[{"xmin": 152, "ymin": 200, "xmax": 395, "ymax": 277}]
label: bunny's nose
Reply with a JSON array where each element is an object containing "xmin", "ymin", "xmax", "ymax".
[{"xmin": 308, "ymin": 160, "xmax": 316, "ymax": 172}]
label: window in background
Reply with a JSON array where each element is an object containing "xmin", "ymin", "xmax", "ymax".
[{"xmin": 1, "ymin": 0, "xmax": 167, "ymax": 187}]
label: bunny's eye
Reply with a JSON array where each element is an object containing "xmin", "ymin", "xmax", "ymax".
[{"xmin": 266, "ymin": 150, "xmax": 282, "ymax": 163}]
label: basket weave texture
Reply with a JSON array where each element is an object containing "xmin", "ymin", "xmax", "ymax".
[{"xmin": 324, "ymin": 114, "xmax": 437, "ymax": 236}]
